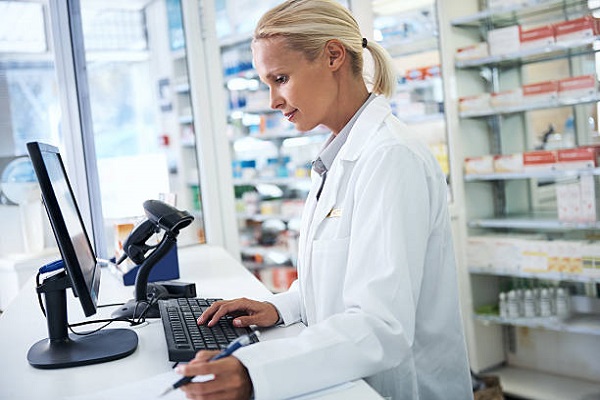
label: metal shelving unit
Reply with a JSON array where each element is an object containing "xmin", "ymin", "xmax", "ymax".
[{"xmin": 446, "ymin": 0, "xmax": 600, "ymax": 394}]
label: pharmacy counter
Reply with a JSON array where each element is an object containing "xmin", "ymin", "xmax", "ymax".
[{"xmin": 0, "ymin": 244, "xmax": 382, "ymax": 400}]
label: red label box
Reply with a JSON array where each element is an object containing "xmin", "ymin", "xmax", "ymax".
[
  {"xmin": 523, "ymin": 80, "xmax": 558, "ymax": 103},
  {"xmin": 523, "ymin": 150, "xmax": 558, "ymax": 170},
  {"xmin": 520, "ymin": 25, "xmax": 555, "ymax": 49},
  {"xmin": 554, "ymin": 16, "xmax": 600, "ymax": 43}
]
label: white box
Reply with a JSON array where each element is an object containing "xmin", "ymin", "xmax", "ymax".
[
  {"xmin": 493, "ymin": 153, "xmax": 523, "ymax": 173},
  {"xmin": 464, "ymin": 155, "xmax": 494, "ymax": 174},
  {"xmin": 556, "ymin": 179, "xmax": 581, "ymax": 222},
  {"xmin": 458, "ymin": 93, "xmax": 490, "ymax": 112},
  {"xmin": 522, "ymin": 80, "xmax": 558, "ymax": 105},
  {"xmin": 580, "ymin": 175, "xmax": 600, "ymax": 222},
  {"xmin": 491, "ymin": 88, "xmax": 523, "ymax": 108},
  {"xmin": 558, "ymin": 75, "xmax": 598, "ymax": 101},
  {"xmin": 455, "ymin": 42, "xmax": 489, "ymax": 61},
  {"xmin": 581, "ymin": 241, "xmax": 600, "ymax": 277},
  {"xmin": 488, "ymin": 25, "xmax": 521, "ymax": 56},
  {"xmin": 520, "ymin": 240, "xmax": 549, "ymax": 273}
]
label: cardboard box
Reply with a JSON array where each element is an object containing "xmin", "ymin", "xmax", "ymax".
[
  {"xmin": 581, "ymin": 241, "xmax": 600, "ymax": 277},
  {"xmin": 556, "ymin": 146, "xmax": 600, "ymax": 169},
  {"xmin": 554, "ymin": 16, "xmax": 600, "ymax": 43},
  {"xmin": 493, "ymin": 153, "xmax": 523, "ymax": 173},
  {"xmin": 464, "ymin": 155, "xmax": 494, "ymax": 174},
  {"xmin": 455, "ymin": 42, "xmax": 489, "ymax": 61},
  {"xmin": 523, "ymin": 150, "xmax": 558, "ymax": 171},
  {"xmin": 491, "ymin": 88, "xmax": 523, "ymax": 108},
  {"xmin": 555, "ymin": 174, "xmax": 600, "ymax": 223},
  {"xmin": 556, "ymin": 179, "xmax": 581, "ymax": 222},
  {"xmin": 558, "ymin": 75, "xmax": 598, "ymax": 100},
  {"xmin": 459, "ymin": 93, "xmax": 490, "ymax": 112},
  {"xmin": 520, "ymin": 25, "xmax": 555, "ymax": 50},
  {"xmin": 488, "ymin": 25, "xmax": 521, "ymax": 56},
  {"xmin": 523, "ymin": 80, "xmax": 558, "ymax": 104},
  {"xmin": 579, "ymin": 175, "xmax": 599, "ymax": 222}
]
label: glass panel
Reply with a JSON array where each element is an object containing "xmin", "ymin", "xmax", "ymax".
[
  {"xmin": 0, "ymin": 1, "xmax": 61, "ymax": 259},
  {"xmin": 372, "ymin": 0, "xmax": 451, "ymax": 200},
  {"xmin": 79, "ymin": 0, "xmax": 205, "ymax": 258}
]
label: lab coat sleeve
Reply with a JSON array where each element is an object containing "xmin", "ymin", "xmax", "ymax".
[
  {"xmin": 267, "ymin": 280, "xmax": 302, "ymax": 326},
  {"xmin": 234, "ymin": 142, "xmax": 438, "ymax": 400}
]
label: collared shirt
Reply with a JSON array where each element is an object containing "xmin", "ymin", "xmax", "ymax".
[{"xmin": 313, "ymin": 93, "xmax": 376, "ymax": 200}]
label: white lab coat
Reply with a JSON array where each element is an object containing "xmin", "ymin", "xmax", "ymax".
[{"xmin": 234, "ymin": 96, "xmax": 473, "ymax": 400}]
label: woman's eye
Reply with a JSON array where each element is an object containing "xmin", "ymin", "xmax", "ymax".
[{"xmin": 275, "ymin": 75, "xmax": 288, "ymax": 84}]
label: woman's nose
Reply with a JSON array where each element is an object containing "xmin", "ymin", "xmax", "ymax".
[{"xmin": 269, "ymin": 88, "xmax": 284, "ymax": 110}]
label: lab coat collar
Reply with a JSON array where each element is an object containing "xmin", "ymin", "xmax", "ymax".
[
  {"xmin": 337, "ymin": 95, "xmax": 392, "ymax": 162},
  {"xmin": 305, "ymin": 95, "xmax": 392, "ymax": 250}
]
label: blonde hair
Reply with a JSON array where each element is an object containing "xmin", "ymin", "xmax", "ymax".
[{"xmin": 254, "ymin": 0, "xmax": 396, "ymax": 98}]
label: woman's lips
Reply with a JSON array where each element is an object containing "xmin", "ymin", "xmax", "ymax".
[{"xmin": 284, "ymin": 109, "xmax": 297, "ymax": 122}]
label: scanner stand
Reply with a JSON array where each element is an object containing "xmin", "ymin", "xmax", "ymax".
[{"xmin": 111, "ymin": 234, "xmax": 177, "ymax": 320}]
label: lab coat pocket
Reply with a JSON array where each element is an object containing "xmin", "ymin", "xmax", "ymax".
[{"xmin": 311, "ymin": 237, "xmax": 350, "ymax": 318}]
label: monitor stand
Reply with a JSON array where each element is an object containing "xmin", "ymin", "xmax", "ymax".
[{"xmin": 27, "ymin": 271, "xmax": 138, "ymax": 369}]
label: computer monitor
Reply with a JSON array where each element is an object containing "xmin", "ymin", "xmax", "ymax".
[{"xmin": 26, "ymin": 141, "xmax": 138, "ymax": 369}]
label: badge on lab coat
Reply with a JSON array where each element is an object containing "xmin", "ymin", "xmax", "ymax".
[{"xmin": 326, "ymin": 208, "xmax": 342, "ymax": 218}]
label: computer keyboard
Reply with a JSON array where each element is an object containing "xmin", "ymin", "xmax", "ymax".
[{"xmin": 158, "ymin": 297, "xmax": 258, "ymax": 362}]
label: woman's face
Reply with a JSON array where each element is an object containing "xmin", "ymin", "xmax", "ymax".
[{"xmin": 252, "ymin": 37, "xmax": 337, "ymax": 133}]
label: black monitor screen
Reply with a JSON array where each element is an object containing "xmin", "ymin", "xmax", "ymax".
[{"xmin": 27, "ymin": 142, "xmax": 99, "ymax": 316}]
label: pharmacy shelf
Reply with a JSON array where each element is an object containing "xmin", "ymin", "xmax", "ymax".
[
  {"xmin": 383, "ymin": 35, "xmax": 439, "ymax": 58},
  {"xmin": 467, "ymin": 213, "xmax": 600, "ymax": 230},
  {"xmin": 474, "ymin": 313, "xmax": 600, "ymax": 335},
  {"xmin": 455, "ymin": 36, "xmax": 599, "ymax": 69},
  {"xmin": 464, "ymin": 167, "xmax": 600, "ymax": 181},
  {"xmin": 481, "ymin": 366, "xmax": 600, "ymax": 400},
  {"xmin": 399, "ymin": 113, "xmax": 445, "ymax": 124},
  {"xmin": 236, "ymin": 213, "xmax": 299, "ymax": 222},
  {"xmin": 397, "ymin": 77, "xmax": 442, "ymax": 92},
  {"xmin": 233, "ymin": 127, "xmax": 330, "ymax": 142},
  {"xmin": 469, "ymin": 266, "xmax": 600, "ymax": 283},
  {"xmin": 460, "ymin": 94, "xmax": 600, "ymax": 118},
  {"xmin": 232, "ymin": 177, "xmax": 311, "ymax": 186},
  {"xmin": 450, "ymin": 0, "xmax": 592, "ymax": 27}
]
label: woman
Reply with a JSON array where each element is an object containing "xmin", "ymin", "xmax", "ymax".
[{"xmin": 177, "ymin": 1, "xmax": 473, "ymax": 399}]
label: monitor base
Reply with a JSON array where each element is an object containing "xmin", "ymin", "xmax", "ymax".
[{"xmin": 27, "ymin": 328, "xmax": 138, "ymax": 369}]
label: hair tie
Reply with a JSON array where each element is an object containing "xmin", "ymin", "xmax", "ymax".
[{"xmin": 362, "ymin": 37, "xmax": 368, "ymax": 49}]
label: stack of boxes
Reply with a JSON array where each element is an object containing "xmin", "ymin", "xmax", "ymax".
[
  {"xmin": 457, "ymin": 15, "xmax": 600, "ymax": 113},
  {"xmin": 467, "ymin": 235, "xmax": 600, "ymax": 278},
  {"xmin": 464, "ymin": 146, "xmax": 600, "ymax": 223}
]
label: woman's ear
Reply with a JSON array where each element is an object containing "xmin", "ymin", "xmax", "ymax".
[{"xmin": 325, "ymin": 39, "xmax": 346, "ymax": 71}]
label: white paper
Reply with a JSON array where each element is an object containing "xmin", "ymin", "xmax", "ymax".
[{"xmin": 65, "ymin": 370, "xmax": 214, "ymax": 400}]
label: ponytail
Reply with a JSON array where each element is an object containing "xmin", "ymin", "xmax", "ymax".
[{"xmin": 363, "ymin": 39, "xmax": 396, "ymax": 98}]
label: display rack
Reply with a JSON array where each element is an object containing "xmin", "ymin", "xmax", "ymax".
[{"xmin": 443, "ymin": 0, "xmax": 600, "ymax": 396}]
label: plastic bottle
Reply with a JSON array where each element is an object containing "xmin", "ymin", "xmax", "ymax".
[
  {"xmin": 499, "ymin": 292, "xmax": 508, "ymax": 319},
  {"xmin": 555, "ymin": 287, "xmax": 570, "ymax": 318},
  {"xmin": 539, "ymin": 288, "xmax": 552, "ymax": 317},
  {"xmin": 562, "ymin": 115, "xmax": 576, "ymax": 148},
  {"xmin": 524, "ymin": 289, "xmax": 536, "ymax": 318},
  {"xmin": 507, "ymin": 290, "xmax": 520, "ymax": 319}
]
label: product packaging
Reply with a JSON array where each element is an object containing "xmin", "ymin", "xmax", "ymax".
[
  {"xmin": 519, "ymin": 25, "xmax": 555, "ymax": 50},
  {"xmin": 488, "ymin": 25, "xmax": 521, "ymax": 56}
]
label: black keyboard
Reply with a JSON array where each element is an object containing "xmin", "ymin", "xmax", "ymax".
[{"xmin": 158, "ymin": 298, "xmax": 257, "ymax": 362}]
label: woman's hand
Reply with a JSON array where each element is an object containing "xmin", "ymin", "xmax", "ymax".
[
  {"xmin": 198, "ymin": 298, "xmax": 279, "ymax": 328},
  {"xmin": 177, "ymin": 351, "xmax": 252, "ymax": 400}
]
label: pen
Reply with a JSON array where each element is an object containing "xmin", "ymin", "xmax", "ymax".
[{"xmin": 160, "ymin": 331, "xmax": 260, "ymax": 397}]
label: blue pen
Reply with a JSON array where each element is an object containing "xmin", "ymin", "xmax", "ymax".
[{"xmin": 160, "ymin": 331, "xmax": 260, "ymax": 397}]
